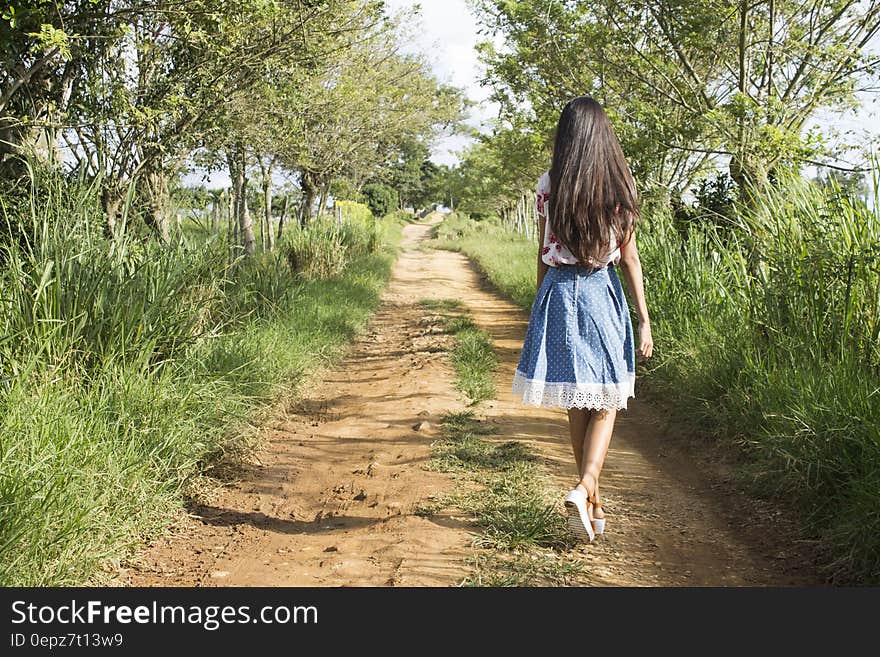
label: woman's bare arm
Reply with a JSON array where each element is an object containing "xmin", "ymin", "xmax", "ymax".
[
  {"xmin": 618, "ymin": 227, "xmax": 653, "ymax": 360},
  {"xmin": 537, "ymin": 212, "xmax": 549, "ymax": 290}
]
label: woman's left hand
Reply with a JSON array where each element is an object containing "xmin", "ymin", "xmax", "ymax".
[{"xmin": 637, "ymin": 321, "xmax": 653, "ymax": 361}]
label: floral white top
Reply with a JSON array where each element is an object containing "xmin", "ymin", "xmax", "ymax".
[{"xmin": 536, "ymin": 171, "xmax": 621, "ymax": 268}]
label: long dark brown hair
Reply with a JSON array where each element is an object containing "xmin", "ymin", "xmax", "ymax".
[{"xmin": 548, "ymin": 97, "xmax": 639, "ymax": 263}]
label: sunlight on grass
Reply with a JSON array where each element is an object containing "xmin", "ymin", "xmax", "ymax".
[
  {"xmin": 418, "ymin": 299, "xmax": 498, "ymax": 405},
  {"xmin": 423, "ymin": 411, "xmax": 584, "ymax": 586}
]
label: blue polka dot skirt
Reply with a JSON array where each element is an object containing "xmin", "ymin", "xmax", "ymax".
[{"xmin": 512, "ymin": 263, "xmax": 636, "ymax": 410}]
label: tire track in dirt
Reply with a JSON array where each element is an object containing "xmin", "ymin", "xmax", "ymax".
[{"xmin": 123, "ymin": 213, "xmax": 819, "ymax": 587}]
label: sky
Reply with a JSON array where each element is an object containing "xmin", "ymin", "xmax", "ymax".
[{"xmin": 383, "ymin": 0, "xmax": 499, "ymax": 166}]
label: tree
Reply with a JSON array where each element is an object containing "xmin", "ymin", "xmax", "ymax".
[
  {"xmin": 3, "ymin": 1, "xmax": 373, "ymax": 237},
  {"xmin": 472, "ymin": 0, "xmax": 880, "ymax": 202},
  {"xmin": 280, "ymin": 7, "xmax": 465, "ymax": 224},
  {"xmin": 0, "ymin": 1, "xmax": 118, "ymax": 175},
  {"xmin": 361, "ymin": 183, "xmax": 398, "ymax": 217},
  {"xmin": 3, "ymin": 0, "xmax": 467, "ymax": 252},
  {"xmin": 385, "ymin": 140, "xmax": 430, "ymax": 210}
]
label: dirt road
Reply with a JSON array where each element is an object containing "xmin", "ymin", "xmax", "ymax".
[{"xmin": 124, "ymin": 214, "xmax": 818, "ymax": 586}]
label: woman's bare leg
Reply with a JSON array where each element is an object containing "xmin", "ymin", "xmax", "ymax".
[
  {"xmin": 567, "ymin": 408, "xmax": 590, "ymax": 473},
  {"xmin": 567, "ymin": 407, "xmax": 616, "ymax": 521}
]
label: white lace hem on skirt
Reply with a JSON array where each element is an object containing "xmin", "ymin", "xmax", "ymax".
[{"xmin": 511, "ymin": 370, "xmax": 635, "ymax": 410}]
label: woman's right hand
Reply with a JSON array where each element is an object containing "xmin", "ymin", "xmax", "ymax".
[{"xmin": 637, "ymin": 321, "xmax": 653, "ymax": 361}]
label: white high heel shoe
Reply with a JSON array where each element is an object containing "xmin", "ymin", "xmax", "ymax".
[{"xmin": 564, "ymin": 488, "xmax": 596, "ymax": 543}]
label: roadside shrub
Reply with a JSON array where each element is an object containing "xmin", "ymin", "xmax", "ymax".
[
  {"xmin": 361, "ymin": 183, "xmax": 398, "ymax": 217},
  {"xmin": 283, "ymin": 219, "xmax": 349, "ymax": 279},
  {"xmin": 282, "ymin": 212, "xmax": 382, "ymax": 280}
]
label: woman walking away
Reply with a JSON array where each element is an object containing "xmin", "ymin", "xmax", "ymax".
[{"xmin": 511, "ymin": 96, "xmax": 653, "ymax": 543}]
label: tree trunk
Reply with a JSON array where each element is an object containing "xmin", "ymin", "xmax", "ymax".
[
  {"xmin": 241, "ymin": 195, "xmax": 255, "ymax": 255},
  {"xmin": 317, "ymin": 184, "xmax": 329, "ymax": 221},
  {"xmin": 102, "ymin": 186, "xmax": 122, "ymax": 239},
  {"xmin": 732, "ymin": 0, "xmax": 762, "ymax": 209},
  {"xmin": 263, "ymin": 174, "xmax": 275, "ymax": 251},
  {"xmin": 226, "ymin": 147, "xmax": 253, "ymax": 255},
  {"xmin": 211, "ymin": 196, "xmax": 219, "ymax": 233},
  {"xmin": 277, "ymin": 194, "xmax": 289, "ymax": 241},
  {"xmin": 258, "ymin": 201, "xmax": 265, "ymax": 251},
  {"xmin": 259, "ymin": 158, "xmax": 275, "ymax": 251},
  {"xmin": 299, "ymin": 170, "xmax": 317, "ymax": 227},
  {"xmin": 232, "ymin": 197, "xmax": 239, "ymax": 247},
  {"xmin": 226, "ymin": 151, "xmax": 239, "ymax": 253},
  {"xmin": 144, "ymin": 170, "xmax": 172, "ymax": 241},
  {"xmin": 227, "ymin": 187, "xmax": 235, "ymax": 255},
  {"xmin": 237, "ymin": 148, "xmax": 256, "ymax": 255},
  {"xmin": 319, "ymin": 194, "xmax": 326, "ymax": 220}
]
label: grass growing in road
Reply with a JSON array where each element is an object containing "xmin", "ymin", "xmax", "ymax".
[
  {"xmin": 419, "ymin": 299, "xmax": 497, "ymax": 405},
  {"xmin": 422, "ymin": 412, "xmax": 584, "ymax": 587},
  {"xmin": 416, "ymin": 299, "xmax": 581, "ymax": 584},
  {"xmin": 464, "ymin": 552, "xmax": 586, "ymax": 587}
]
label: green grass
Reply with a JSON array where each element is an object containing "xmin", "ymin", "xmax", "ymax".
[
  {"xmin": 432, "ymin": 213, "xmax": 536, "ymax": 309},
  {"xmin": 432, "ymin": 176, "xmax": 880, "ymax": 584},
  {"xmin": 462, "ymin": 552, "xmax": 586, "ymax": 587},
  {"xmin": 418, "ymin": 298, "xmax": 498, "ymax": 405},
  {"xmin": 423, "ymin": 412, "xmax": 584, "ymax": 586},
  {"xmin": 0, "ymin": 167, "xmax": 405, "ymax": 586}
]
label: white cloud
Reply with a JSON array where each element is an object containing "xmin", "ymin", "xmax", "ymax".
[{"xmin": 385, "ymin": 0, "xmax": 499, "ymax": 165}]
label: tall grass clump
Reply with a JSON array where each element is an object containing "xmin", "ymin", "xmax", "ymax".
[
  {"xmin": 0, "ymin": 166, "xmax": 403, "ymax": 585},
  {"xmin": 418, "ymin": 299, "xmax": 498, "ymax": 405},
  {"xmin": 282, "ymin": 205, "xmax": 382, "ymax": 280},
  {"xmin": 639, "ymin": 171, "xmax": 880, "ymax": 583}
]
